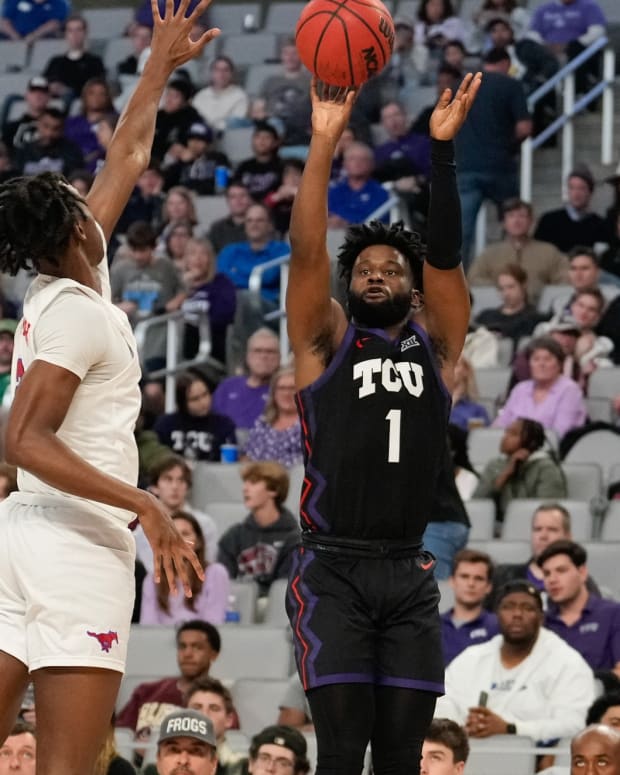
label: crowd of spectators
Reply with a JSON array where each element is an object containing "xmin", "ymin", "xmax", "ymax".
[{"xmin": 1, "ymin": 0, "xmax": 620, "ymax": 770}]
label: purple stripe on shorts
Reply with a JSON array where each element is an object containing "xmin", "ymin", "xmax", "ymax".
[
  {"xmin": 289, "ymin": 549, "xmax": 323, "ymax": 688},
  {"xmin": 377, "ymin": 675, "xmax": 445, "ymax": 694}
]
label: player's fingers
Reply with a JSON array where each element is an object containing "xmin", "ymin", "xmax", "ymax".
[
  {"xmin": 153, "ymin": 551, "xmax": 163, "ymax": 584},
  {"xmin": 454, "ymin": 72, "xmax": 474, "ymax": 101},
  {"xmin": 310, "ymin": 76, "xmax": 320, "ymax": 101},
  {"xmin": 173, "ymin": 551, "xmax": 194, "ymax": 597},
  {"xmin": 162, "ymin": 0, "xmax": 174, "ymax": 23},
  {"xmin": 186, "ymin": 548, "xmax": 206, "ymax": 583},
  {"xmin": 151, "ymin": 0, "xmax": 163, "ymax": 24},
  {"xmin": 162, "ymin": 551, "xmax": 178, "ymax": 595},
  {"xmin": 435, "ymin": 87, "xmax": 452, "ymax": 108},
  {"xmin": 177, "ymin": 0, "xmax": 193, "ymax": 21},
  {"xmin": 193, "ymin": 27, "xmax": 221, "ymax": 54}
]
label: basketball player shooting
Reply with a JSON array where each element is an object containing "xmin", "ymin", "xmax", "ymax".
[
  {"xmin": 285, "ymin": 73, "xmax": 482, "ymax": 775},
  {"xmin": 0, "ymin": 1, "xmax": 220, "ymax": 772}
]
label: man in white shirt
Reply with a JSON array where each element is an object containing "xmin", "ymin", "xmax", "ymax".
[{"xmin": 436, "ymin": 580, "xmax": 595, "ymax": 742}]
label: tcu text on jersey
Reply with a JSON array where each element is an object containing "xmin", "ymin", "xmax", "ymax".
[{"xmin": 353, "ymin": 357, "xmax": 424, "ymax": 399}]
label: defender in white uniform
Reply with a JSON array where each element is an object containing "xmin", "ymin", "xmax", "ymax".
[{"xmin": 0, "ymin": 1, "xmax": 221, "ymax": 773}]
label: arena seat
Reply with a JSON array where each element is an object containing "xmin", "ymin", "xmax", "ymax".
[
  {"xmin": 208, "ymin": 501, "xmax": 247, "ymax": 534},
  {"xmin": 210, "ymin": 625, "xmax": 294, "ymax": 681},
  {"xmin": 219, "ymin": 33, "xmax": 279, "ymax": 67},
  {"xmin": 465, "ymin": 499, "xmax": 496, "ymax": 541},
  {"xmin": 231, "ymin": 677, "xmax": 290, "ymax": 736},
  {"xmin": 437, "ymin": 579, "xmax": 455, "ymax": 613},
  {"xmin": 561, "ymin": 462, "xmax": 604, "ymax": 502},
  {"xmin": 244, "ymin": 63, "xmax": 284, "ymax": 97},
  {"xmin": 103, "ymin": 37, "xmax": 135, "ymax": 74},
  {"xmin": 263, "ymin": 2, "xmax": 306, "ymax": 33},
  {"xmin": 264, "ymin": 577, "xmax": 288, "ymax": 626},
  {"xmin": 582, "ymin": 541, "xmax": 620, "ymax": 600},
  {"xmin": 600, "ymin": 502, "xmax": 620, "ymax": 541},
  {"xmin": 209, "ymin": 2, "xmax": 262, "ymax": 34},
  {"xmin": 474, "ymin": 367, "xmax": 510, "ymax": 407},
  {"xmin": 82, "ymin": 7, "xmax": 134, "ymax": 40},
  {"xmin": 564, "ymin": 430, "xmax": 620, "ymax": 484},
  {"xmin": 27, "ymin": 39, "xmax": 68, "ymax": 75},
  {"xmin": 191, "ymin": 462, "xmax": 244, "ymax": 508},
  {"xmin": 502, "ymin": 499, "xmax": 593, "ymax": 541},
  {"xmin": 230, "ymin": 579, "xmax": 259, "ymax": 624},
  {"xmin": 466, "ymin": 540, "xmax": 530, "ymax": 565},
  {"xmin": 467, "ymin": 427, "xmax": 505, "ymax": 469},
  {"xmin": 470, "ymin": 285, "xmax": 502, "ymax": 318},
  {"xmin": 587, "ymin": 368, "xmax": 620, "ymax": 424},
  {"xmin": 465, "ymin": 736, "xmax": 536, "ymax": 775},
  {"xmin": 217, "ymin": 125, "xmax": 255, "ymax": 165},
  {"xmin": 193, "ymin": 195, "xmax": 229, "ymax": 232},
  {"xmin": 126, "ymin": 625, "xmax": 178, "ymax": 678},
  {"xmin": 536, "ymin": 284, "xmax": 573, "ymax": 314},
  {"xmin": 0, "ymin": 41, "xmax": 28, "ymax": 74},
  {"xmin": 285, "ymin": 464, "xmax": 304, "ymax": 513}
]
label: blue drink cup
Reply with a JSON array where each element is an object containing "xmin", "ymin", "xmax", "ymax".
[
  {"xmin": 215, "ymin": 166, "xmax": 229, "ymax": 193},
  {"xmin": 220, "ymin": 443, "xmax": 239, "ymax": 463}
]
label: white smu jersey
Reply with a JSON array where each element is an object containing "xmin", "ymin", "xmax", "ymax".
[{"xmin": 10, "ymin": 226, "xmax": 142, "ymax": 525}]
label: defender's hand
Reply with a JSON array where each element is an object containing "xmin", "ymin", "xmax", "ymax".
[
  {"xmin": 430, "ymin": 72, "xmax": 482, "ymax": 141},
  {"xmin": 149, "ymin": 0, "xmax": 221, "ymax": 75},
  {"xmin": 310, "ymin": 77, "xmax": 358, "ymax": 142},
  {"xmin": 138, "ymin": 491, "xmax": 205, "ymax": 597}
]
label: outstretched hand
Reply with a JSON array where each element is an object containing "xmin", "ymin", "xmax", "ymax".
[
  {"xmin": 430, "ymin": 72, "xmax": 482, "ymax": 141},
  {"xmin": 149, "ymin": 0, "xmax": 221, "ymax": 76},
  {"xmin": 138, "ymin": 491, "xmax": 205, "ymax": 597},
  {"xmin": 310, "ymin": 77, "xmax": 359, "ymax": 142}
]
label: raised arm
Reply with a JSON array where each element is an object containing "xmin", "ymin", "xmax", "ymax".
[
  {"xmin": 87, "ymin": 0, "xmax": 220, "ymax": 241},
  {"xmin": 286, "ymin": 81, "xmax": 355, "ymax": 387},
  {"xmin": 423, "ymin": 72, "xmax": 482, "ymax": 391}
]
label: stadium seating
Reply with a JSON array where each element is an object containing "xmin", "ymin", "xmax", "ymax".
[
  {"xmin": 217, "ymin": 125, "xmax": 255, "ymax": 165},
  {"xmin": 193, "ymin": 195, "xmax": 230, "ymax": 233},
  {"xmin": 467, "ymin": 427, "xmax": 505, "ymax": 469},
  {"xmin": 244, "ymin": 63, "xmax": 285, "ymax": 97},
  {"xmin": 470, "ymin": 286, "xmax": 502, "ymax": 318},
  {"xmin": 263, "ymin": 2, "xmax": 306, "ymax": 33},
  {"xmin": 264, "ymin": 577, "xmax": 288, "ymax": 626},
  {"xmin": 0, "ymin": 41, "xmax": 28, "ymax": 75},
  {"xmin": 582, "ymin": 541, "xmax": 620, "ymax": 600},
  {"xmin": 600, "ymin": 501, "xmax": 620, "ymax": 541},
  {"xmin": 230, "ymin": 579, "xmax": 259, "ymax": 624},
  {"xmin": 586, "ymin": 367, "xmax": 620, "ymax": 424},
  {"xmin": 437, "ymin": 579, "xmax": 455, "ymax": 613},
  {"xmin": 27, "ymin": 39, "xmax": 68, "ymax": 76},
  {"xmin": 231, "ymin": 677, "xmax": 289, "ymax": 735},
  {"xmin": 465, "ymin": 736, "xmax": 536, "ymax": 775},
  {"xmin": 209, "ymin": 2, "xmax": 262, "ymax": 34},
  {"xmin": 210, "ymin": 625, "xmax": 294, "ymax": 681},
  {"xmin": 564, "ymin": 430, "xmax": 620, "ymax": 484},
  {"xmin": 474, "ymin": 367, "xmax": 510, "ymax": 409},
  {"xmin": 561, "ymin": 462, "xmax": 604, "ymax": 502},
  {"xmin": 208, "ymin": 501, "xmax": 247, "ymax": 534},
  {"xmin": 467, "ymin": 540, "xmax": 530, "ymax": 565},
  {"xmin": 465, "ymin": 499, "xmax": 496, "ymax": 541},
  {"xmin": 83, "ymin": 7, "xmax": 133, "ymax": 40},
  {"xmin": 191, "ymin": 462, "xmax": 244, "ymax": 508},
  {"xmin": 219, "ymin": 33, "xmax": 279, "ymax": 67}
]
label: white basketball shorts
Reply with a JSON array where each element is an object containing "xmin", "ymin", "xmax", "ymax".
[{"xmin": 0, "ymin": 494, "xmax": 136, "ymax": 673}]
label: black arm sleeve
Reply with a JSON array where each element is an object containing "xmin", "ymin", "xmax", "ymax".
[{"xmin": 426, "ymin": 139, "xmax": 462, "ymax": 270}]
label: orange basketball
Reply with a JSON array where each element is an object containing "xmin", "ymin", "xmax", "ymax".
[{"xmin": 295, "ymin": 0, "xmax": 395, "ymax": 87}]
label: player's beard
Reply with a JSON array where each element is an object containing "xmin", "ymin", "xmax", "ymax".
[{"xmin": 347, "ymin": 289, "xmax": 412, "ymax": 329}]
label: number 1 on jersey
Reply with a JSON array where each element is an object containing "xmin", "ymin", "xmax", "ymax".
[{"xmin": 385, "ymin": 409, "xmax": 401, "ymax": 463}]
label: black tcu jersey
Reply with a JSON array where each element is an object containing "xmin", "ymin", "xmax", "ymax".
[{"xmin": 295, "ymin": 320, "xmax": 451, "ymax": 541}]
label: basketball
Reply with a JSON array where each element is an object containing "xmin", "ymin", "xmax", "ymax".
[{"xmin": 295, "ymin": 0, "xmax": 395, "ymax": 87}]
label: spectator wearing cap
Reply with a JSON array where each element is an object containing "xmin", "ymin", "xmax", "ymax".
[
  {"xmin": 193, "ymin": 57, "xmax": 249, "ymax": 135},
  {"xmin": 455, "ymin": 48, "xmax": 532, "ymax": 267},
  {"xmin": 435, "ymin": 580, "xmax": 596, "ymax": 743},
  {"xmin": 494, "ymin": 335, "xmax": 587, "ymax": 439},
  {"xmin": 534, "ymin": 168, "xmax": 609, "ymax": 254},
  {"xmin": 152, "ymin": 78, "xmax": 204, "ymax": 164},
  {"xmin": 247, "ymin": 725, "xmax": 310, "ymax": 775},
  {"xmin": 233, "ymin": 122, "xmax": 283, "ymax": 203},
  {"xmin": 540, "ymin": 540, "xmax": 620, "ymax": 679},
  {"xmin": 0, "ymin": 0, "xmax": 67, "ymax": 44},
  {"xmin": 13, "ymin": 105, "xmax": 84, "ymax": 178},
  {"xmin": 258, "ymin": 38, "xmax": 312, "ymax": 149},
  {"xmin": 156, "ymin": 709, "xmax": 218, "ymax": 775},
  {"xmin": 163, "ymin": 122, "xmax": 230, "ymax": 195},
  {"xmin": 2, "ymin": 76, "xmax": 49, "ymax": 154},
  {"xmin": 42, "ymin": 14, "xmax": 105, "ymax": 101},
  {"xmin": 0, "ymin": 319, "xmax": 16, "ymax": 402},
  {"xmin": 469, "ymin": 198, "xmax": 568, "ymax": 303}
]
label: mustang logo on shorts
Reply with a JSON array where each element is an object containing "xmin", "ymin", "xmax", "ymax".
[{"xmin": 87, "ymin": 630, "xmax": 119, "ymax": 652}]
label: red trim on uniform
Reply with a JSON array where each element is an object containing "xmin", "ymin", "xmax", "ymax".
[{"xmin": 290, "ymin": 573, "xmax": 310, "ymax": 690}]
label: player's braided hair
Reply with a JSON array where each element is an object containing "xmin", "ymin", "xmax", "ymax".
[
  {"xmin": 337, "ymin": 220, "xmax": 425, "ymax": 291},
  {"xmin": 0, "ymin": 172, "xmax": 87, "ymax": 275}
]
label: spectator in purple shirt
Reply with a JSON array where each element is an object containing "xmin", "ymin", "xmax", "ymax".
[
  {"xmin": 211, "ymin": 328, "xmax": 281, "ymax": 435},
  {"xmin": 540, "ymin": 540, "xmax": 620, "ymax": 679},
  {"xmin": 527, "ymin": 0, "xmax": 607, "ymax": 95},
  {"xmin": 441, "ymin": 549, "xmax": 499, "ymax": 665},
  {"xmin": 181, "ymin": 237, "xmax": 236, "ymax": 364},
  {"xmin": 374, "ymin": 101, "xmax": 431, "ymax": 227},
  {"xmin": 494, "ymin": 336, "xmax": 587, "ymax": 438}
]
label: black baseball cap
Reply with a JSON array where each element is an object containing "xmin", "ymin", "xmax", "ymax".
[
  {"xmin": 496, "ymin": 580, "xmax": 543, "ymax": 610},
  {"xmin": 251, "ymin": 725, "xmax": 307, "ymax": 758}
]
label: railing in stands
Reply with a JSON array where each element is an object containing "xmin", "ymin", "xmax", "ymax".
[
  {"xmin": 475, "ymin": 37, "xmax": 616, "ymax": 257},
  {"xmin": 520, "ymin": 36, "xmax": 616, "ymax": 202}
]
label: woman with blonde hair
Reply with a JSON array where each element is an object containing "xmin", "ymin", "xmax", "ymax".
[
  {"xmin": 245, "ymin": 366, "xmax": 303, "ymax": 468},
  {"xmin": 157, "ymin": 185, "xmax": 198, "ymax": 250},
  {"xmin": 449, "ymin": 354, "xmax": 491, "ymax": 431},
  {"xmin": 181, "ymin": 237, "xmax": 236, "ymax": 363},
  {"xmin": 140, "ymin": 510, "xmax": 229, "ymax": 625}
]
